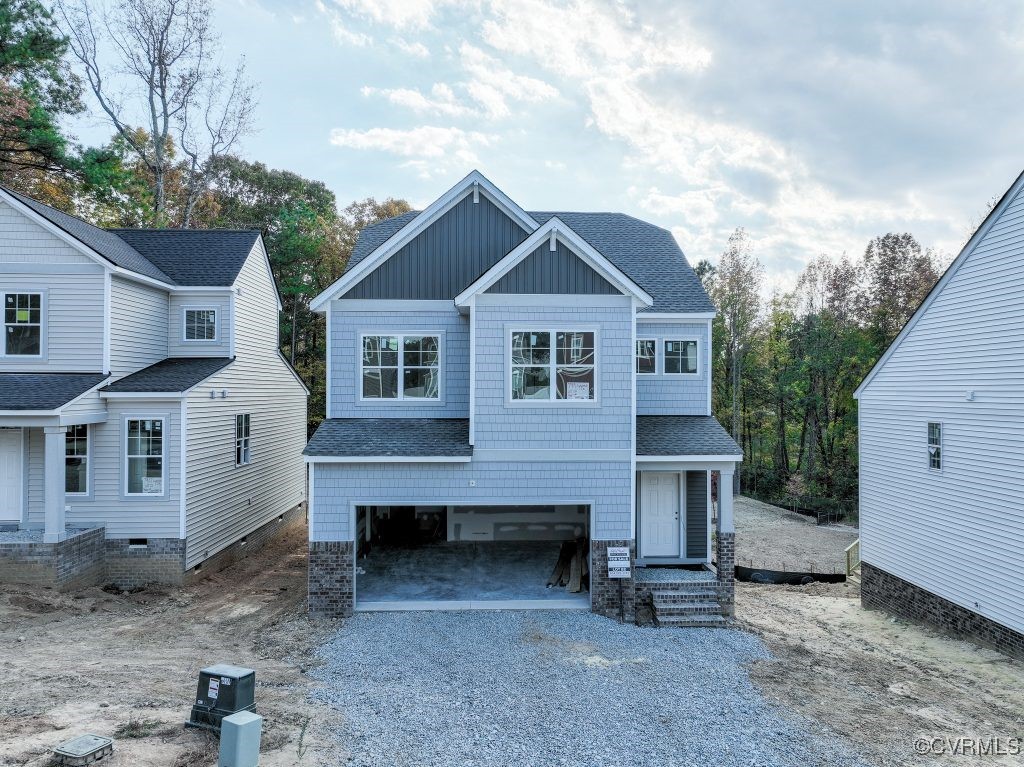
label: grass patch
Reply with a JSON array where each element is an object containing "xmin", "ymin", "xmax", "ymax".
[{"xmin": 113, "ymin": 717, "xmax": 164, "ymax": 739}]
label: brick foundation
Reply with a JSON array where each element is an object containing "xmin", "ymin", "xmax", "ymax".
[
  {"xmin": 861, "ymin": 562, "xmax": 1024, "ymax": 660},
  {"xmin": 589, "ymin": 539, "xmax": 636, "ymax": 623},
  {"xmin": 0, "ymin": 528, "xmax": 105, "ymax": 591},
  {"xmin": 309, "ymin": 540, "xmax": 355, "ymax": 618},
  {"xmin": 104, "ymin": 538, "xmax": 187, "ymax": 590},
  {"xmin": 715, "ymin": 531, "xmax": 735, "ymax": 617}
]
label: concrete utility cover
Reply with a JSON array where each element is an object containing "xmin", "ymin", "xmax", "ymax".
[{"xmin": 54, "ymin": 733, "xmax": 114, "ymax": 763}]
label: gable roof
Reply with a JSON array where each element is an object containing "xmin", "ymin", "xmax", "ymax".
[
  {"xmin": 854, "ymin": 168, "xmax": 1024, "ymax": 398},
  {"xmin": 102, "ymin": 357, "xmax": 233, "ymax": 393},
  {"xmin": 0, "ymin": 187, "xmax": 259, "ymax": 288}
]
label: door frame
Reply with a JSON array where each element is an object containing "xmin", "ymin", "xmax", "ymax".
[
  {"xmin": 637, "ymin": 470, "xmax": 685, "ymax": 561},
  {"xmin": 0, "ymin": 427, "xmax": 25, "ymax": 525}
]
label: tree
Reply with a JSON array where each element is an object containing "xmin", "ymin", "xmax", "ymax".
[
  {"xmin": 861, "ymin": 233, "xmax": 938, "ymax": 348},
  {"xmin": 57, "ymin": 0, "xmax": 256, "ymax": 225}
]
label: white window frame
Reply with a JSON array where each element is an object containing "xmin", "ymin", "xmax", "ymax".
[
  {"xmin": 123, "ymin": 416, "xmax": 167, "ymax": 497},
  {"xmin": 358, "ymin": 332, "xmax": 444, "ymax": 402},
  {"xmin": 65, "ymin": 423, "xmax": 90, "ymax": 496},
  {"xmin": 636, "ymin": 338, "xmax": 658, "ymax": 375},
  {"xmin": 927, "ymin": 421, "xmax": 942, "ymax": 472},
  {"xmin": 182, "ymin": 306, "xmax": 218, "ymax": 342},
  {"xmin": 2, "ymin": 290, "xmax": 45, "ymax": 358},
  {"xmin": 235, "ymin": 413, "xmax": 251, "ymax": 466},
  {"xmin": 506, "ymin": 326, "xmax": 599, "ymax": 405},
  {"xmin": 663, "ymin": 338, "xmax": 701, "ymax": 377}
]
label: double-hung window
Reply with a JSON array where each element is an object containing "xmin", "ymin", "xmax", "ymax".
[
  {"xmin": 928, "ymin": 422, "xmax": 942, "ymax": 470},
  {"xmin": 235, "ymin": 414, "xmax": 251, "ymax": 466},
  {"xmin": 125, "ymin": 418, "xmax": 165, "ymax": 495},
  {"xmin": 510, "ymin": 330, "xmax": 596, "ymax": 401},
  {"xmin": 184, "ymin": 308, "xmax": 217, "ymax": 341},
  {"xmin": 636, "ymin": 339, "xmax": 657, "ymax": 374},
  {"xmin": 361, "ymin": 334, "xmax": 441, "ymax": 400},
  {"xmin": 3, "ymin": 292, "xmax": 42, "ymax": 356},
  {"xmin": 664, "ymin": 339, "xmax": 699, "ymax": 375},
  {"xmin": 65, "ymin": 424, "xmax": 88, "ymax": 495}
]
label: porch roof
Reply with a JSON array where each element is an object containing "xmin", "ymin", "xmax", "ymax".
[
  {"xmin": 102, "ymin": 357, "xmax": 233, "ymax": 393},
  {"xmin": 0, "ymin": 372, "xmax": 107, "ymax": 411},
  {"xmin": 304, "ymin": 418, "xmax": 473, "ymax": 458},
  {"xmin": 636, "ymin": 416, "xmax": 742, "ymax": 458}
]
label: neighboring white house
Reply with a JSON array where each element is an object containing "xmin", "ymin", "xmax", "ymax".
[
  {"xmin": 0, "ymin": 188, "xmax": 308, "ymax": 589},
  {"xmin": 855, "ymin": 169, "xmax": 1024, "ymax": 658}
]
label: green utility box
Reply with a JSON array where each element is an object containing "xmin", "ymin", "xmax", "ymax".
[{"xmin": 187, "ymin": 664, "xmax": 256, "ymax": 732}]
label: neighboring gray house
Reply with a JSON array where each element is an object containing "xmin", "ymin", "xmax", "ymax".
[
  {"xmin": 0, "ymin": 188, "xmax": 308, "ymax": 589},
  {"xmin": 305, "ymin": 171, "xmax": 741, "ymax": 624},
  {"xmin": 855, "ymin": 169, "xmax": 1024, "ymax": 658}
]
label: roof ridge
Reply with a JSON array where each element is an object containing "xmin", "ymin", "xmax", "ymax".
[{"xmin": 106, "ymin": 227, "xmax": 262, "ymax": 234}]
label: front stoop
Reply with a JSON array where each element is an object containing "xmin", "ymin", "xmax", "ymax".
[{"xmin": 649, "ymin": 581, "xmax": 729, "ymax": 628}]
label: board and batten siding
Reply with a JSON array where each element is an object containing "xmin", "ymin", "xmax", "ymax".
[
  {"xmin": 109, "ymin": 276, "xmax": 168, "ymax": 376},
  {"xmin": 636, "ymin": 321, "xmax": 709, "ymax": 416},
  {"xmin": 858, "ymin": 181, "xmax": 1024, "ymax": 637},
  {"xmin": 168, "ymin": 291, "xmax": 232, "ymax": 358},
  {"xmin": 184, "ymin": 241, "xmax": 306, "ymax": 569},
  {"xmin": 485, "ymin": 241, "xmax": 620, "ymax": 294},
  {"xmin": 685, "ymin": 470, "xmax": 708, "ymax": 558}
]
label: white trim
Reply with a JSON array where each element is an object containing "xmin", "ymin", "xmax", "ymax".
[
  {"xmin": 101, "ymin": 391, "xmax": 184, "ymax": 400},
  {"xmin": 630, "ymin": 306, "xmax": 638, "ymax": 539},
  {"xmin": 307, "ymin": 462, "xmax": 315, "ymax": 533},
  {"xmin": 468, "ymin": 295, "xmax": 476, "ymax": 446},
  {"xmin": 235, "ymin": 412, "xmax": 252, "ymax": 467},
  {"xmin": 637, "ymin": 454, "xmax": 743, "ymax": 462},
  {"xmin": 310, "ymin": 170, "xmax": 539, "ymax": 311},
  {"xmin": 635, "ymin": 336, "xmax": 658, "ymax": 375},
  {"xmin": 102, "ymin": 271, "xmax": 111, "ymax": 372},
  {"xmin": 179, "ymin": 399, "xmax": 187, "ymax": 538},
  {"xmin": 455, "ymin": 218, "xmax": 653, "ymax": 308},
  {"xmin": 472, "ymin": 448, "xmax": 631, "ymax": 462},
  {"xmin": 325, "ymin": 303, "xmax": 333, "ymax": 416},
  {"xmin": 474, "ymin": 293, "xmax": 632, "ymax": 308},
  {"xmin": 0, "ymin": 427, "xmax": 26, "ymax": 525},
  {"xmin": 505, "ymin": 326, "xmax": 599, "ymax": 405},
  {"xmin": 123, "ymin": 414, "xmax": 168, "ymax": 498},
  {"xmin": 0, "ymin": 289, "xmax": 46, "ymax": 360},
  {"xmin": 181, "ymin": 305, "xmax": 219, "ymax": 343},
  {"xmin": 331, "ymin": 299, "xmax": 455, "ymax": 312},
  {"xmin": 706, "ymin": 318, "xmax": 713, "ymax": 416},
  {"xmin": 854, "ymin": 168, "xmax": 1024, "ymax": 398},
  {"xmin": 638, "ymin": 312, "xmax": 717, "ymax": 321},
  {"xmin": 927, "ymin": 420, "xmax": 943, "ymax": 472},
  {"xmin": 63, "ymin": 423, "xmax": 91, "ymax": 497},
  {"xmin": 304, "ymin": 455, "xmax": 472, "ymax": 464},
  {"xmin": 662, "ymin": 337, "xmax": 701, "ymax": 377},
  {"xmin": 228, "ymin": 290, "xmax": 237, "ymax": 358},
  {"xmin": 357, "ymin": 331, "xmax": 444, "ymax": 403}
]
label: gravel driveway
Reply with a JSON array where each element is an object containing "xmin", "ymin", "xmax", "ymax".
[{"xmin": 311, "ymin": 611, "xmax": 867, "ymax": 767}]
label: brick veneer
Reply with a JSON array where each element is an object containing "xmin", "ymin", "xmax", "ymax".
[
  {"xmin": 716, "ymin": 531, "xmax": 735, "ymax": 617},
  {"xmin": 861, "ymin": 561, "xmax": 1024, "ymax": 660},
  {"xmin": 0, "ymin": 528, "xmax": 105, "ymax": 590},
  {"xmin": 105, "ymin": 538, "xmax": 186, "ymax": 589},
  {"xmin": 590, "ymin": 539, "xmax": 636, "ymax": 623},
  {"xmin": 309, "ymin": 540, "xmax": 354, "ymax": 618}
]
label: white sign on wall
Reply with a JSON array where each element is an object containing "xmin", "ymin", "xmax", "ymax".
[{"xmin": 607, "ymin": 546, "xmax": 631, "ymax": 579}]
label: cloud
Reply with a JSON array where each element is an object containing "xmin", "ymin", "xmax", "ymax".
[
  {"xmin": 321, "ymin": 0, "xmax": 452, "ymax": 30},
  {"xmin": 361, "ymin": 84, "xmax": 473, "ymax": 118},
  {"xmin": 458, "ymin": 43, "xmax": 559, "ymax": 119},
  {"xmin": 329, "ymin": 125, "xmax": 496, "ymax": 174},
  {"xmin": 315, "ymin": 0, "xmax": 372, "ymax": 45},
  {"xmin": 391, "ymin": 37, "xmax": 430, "ymax": 58}
]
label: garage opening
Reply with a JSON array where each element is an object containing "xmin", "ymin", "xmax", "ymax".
[{"xmin": 354, "ymin": 505, "xmax": 591, "ymax": 610}]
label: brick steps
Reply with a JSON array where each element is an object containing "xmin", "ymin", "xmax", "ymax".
[
  {"xmin": 648, "ymin": 581, "xmax": 728, "ymax": 628},
  {"xmin": 655, "ymin": 613, "xmax": 729, "ymax": 628}
]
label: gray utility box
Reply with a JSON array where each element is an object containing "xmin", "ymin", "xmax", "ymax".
[{"xmin": 187, "ymin": 664, "xmax": 256, "ymax": 732}]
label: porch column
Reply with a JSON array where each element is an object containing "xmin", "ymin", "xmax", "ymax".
[
  {"xmin": 716, "ymin": 468, "xmax": 736, "ymax": 617},
  {"xmin": 43, "ymin": 426, "xmax": 66, "ymax": 543}
]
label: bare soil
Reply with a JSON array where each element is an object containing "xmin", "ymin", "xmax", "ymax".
[{"xmin": 0, "ymin": 524, "xmax": 342, "ymax": 767}]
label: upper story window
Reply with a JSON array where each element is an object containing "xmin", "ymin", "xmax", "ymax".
[
  {"xmin": 361, "ymin": 334, "xmax": 441, "ymax": 400},
  {"xmin": 928, "ymin": 422, "xmax": 942, "ymax": 470},
  {"xmin": 510, "ymin": 330, "xmax": 596, "ymax": 402},
  {"xmin": 664, "ymin": 339, "xmax": 698, "ymax": 376},
  {"xmin": 125, "ymin": 418, "xmax": 165, "ymax": 496},
  {"xmin": 235, "ymin": 414, "xmax": 251, "ymax": 466},
  {"xmin": 3, "ymin": 292, "xmax": 42, "ymax": 356},
  {"xmin": 65, "ymin": 424, "xmax": 88, "ymax": 495},
  {"xmin": 636, "ymin": 339, "xmax": 657, "ymax": 375},
  {"xmin": 184, "ymin": 308, "xmax": 217, "ymax": 341}
]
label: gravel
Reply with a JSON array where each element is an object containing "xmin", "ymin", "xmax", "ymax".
[
  {"xmin": 0, "ymin": 527, "xmax": 90, "ymax": 543},
  {"xmin": 311, "ymin": 611, "xmax": 868, "ymax": 767}
]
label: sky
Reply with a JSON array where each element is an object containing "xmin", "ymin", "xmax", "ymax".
[{"xmin": 69, "ymin": 0, "xmax": 1024, "ymax": 290}]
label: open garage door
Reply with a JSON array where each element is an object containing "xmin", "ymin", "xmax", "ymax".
[{"xmin": 354, "ymin": 504, "xmax": 591, "ymax": 611}]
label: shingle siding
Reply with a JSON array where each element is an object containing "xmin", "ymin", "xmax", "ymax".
[{"xmin": 636, "ymin": 322, "xmax": 709, "ymax": 415}]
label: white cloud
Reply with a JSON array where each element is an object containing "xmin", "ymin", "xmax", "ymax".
[
  {"xmin": 361, "ymin": 84, "xmax": 473, "ymax": 118},
  {"xmin": 391, "ymin": 37, "xmax": 431, "ymax": 58},
  {"xmin": 329, "ymin": 125, "xmax": 495, "ymax": 172},
  {"xmin": 458, "ymin": 43, "xmax": 559, "ymax": 119},
  {"xmin": 322, "ymin": 0, "xmax": 452, "ymax": 30},
  {"xmin": 315, "ymin": 0, "xmax": 372, "ymax": 45}
]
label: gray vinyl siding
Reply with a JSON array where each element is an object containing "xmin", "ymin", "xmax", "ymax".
[
  {"xmin": 184, "ymin": 241, "xmax": 306, "ymax": 569},
  {"xmin": 168, "ymin": 291, "xmax": 232, "ymax": 358},
  {"xmin": 109, "ymin": 276, "xmax": 168, "ymax": 376},
  {"xmin": 0, "ymin": 199, "xmax": 97, "ymax": 265},
  {"xmin": 636, "ymin": 321, "xmax": 709, "ymax": 415},
  {"xmin": 486, "ymin": 241, "xmax": 620, "ymax": 294},
  {"xmin": 685, "ymin": 470, "xmax": 708, "ymax": 558},
  {"xmin": 342, "ymin": 193, "xmax": 528, "ymax": 299},
  {"xmin": 328, "ymin": 302, "xmax": 469, "ymax": 417},
  {"xmin": 859, "ymin": 181, "xmax": 1024, "ymax": 636}
]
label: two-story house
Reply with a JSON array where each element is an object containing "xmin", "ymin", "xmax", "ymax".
[
  {"xmin": 0, "ymin": 187, "xmax": 308, "ymax": 589},
  {"xmin": 304, "ymin": 171, "xmax": 741, "ymax": 624}
]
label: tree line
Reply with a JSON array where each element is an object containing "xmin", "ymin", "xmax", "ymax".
[{"xmin": 0, "ymin": 0, "xmax": 410, "ymax": 430}]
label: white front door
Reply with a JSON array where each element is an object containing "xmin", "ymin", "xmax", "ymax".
[
  {"xmin": 0, "ymin": 428, "xmax": 23, "ymax": 523},
  {"xmin": 640, "ymin": 472, "xmax": 680, "ymax": 557}
]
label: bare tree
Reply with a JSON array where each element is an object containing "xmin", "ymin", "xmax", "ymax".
[{"xmin": 56, "ymin": 0, "xmax": 256, "ymax": 225}]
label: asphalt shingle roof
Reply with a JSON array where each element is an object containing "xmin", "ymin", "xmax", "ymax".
[
  {"xmin": 636, "ymin": 416, "xmax": 742, "ymax": 457},
  {"xmin": 102, "ymin": 358, "xmax": 233, "ymax": 393},
  {"xmin": 304, "ymin": 418, "xmax": 472, "ymax": 457},
  {"xmin": 0, "ymin": 372, "xmax": 108, "ymax": 410},
  {"xmin": 345, "ymin": 210, "xmax": 715, "ymax": 313}
]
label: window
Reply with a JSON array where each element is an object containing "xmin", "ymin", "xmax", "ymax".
[
  {"xmin": 3, "ymin": 292, "xmax": 42, "ymax": 356},
  {"xmin": 664, "ymin": 339, "xmax": 698, "ymax": 375},
  {"xmin": 511, "ymin": 330, "xmax": 596, "ymax": 401},
  {"xmin": 636, "ymin": 339, "xmax": 657, "ymax": 374},
  {"xmin": 235, "ymin": 414, "xmax": 251, "ymax": 466},
  {"xmin": 65, "ymin": 424, "xmax": 88, "ymax": 494},
  {"xmin": 184, "ymin": 308, "xmax": 217, "ymax": 341},
  {"xmin": 361, "ymin": 334, "xmax": 440, "ymax": 400},
  {"xmin": 928, "ymin": 422, "xmax": 942, "ymax": 470},
  {"xmin": 125, "ymin": 418, "xmax": 164, "ymax": 495}
]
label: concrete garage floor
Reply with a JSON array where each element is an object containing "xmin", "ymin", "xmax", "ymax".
[{"xmin": 355, "ymin": 541, "xmax": 590, "ymax": 610}]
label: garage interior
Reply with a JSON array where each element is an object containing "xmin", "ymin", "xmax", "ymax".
[{"xmin": 354, "ymin": 504, "xmax": 591, "ymax": 610}]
